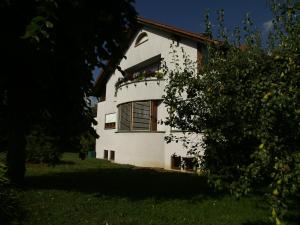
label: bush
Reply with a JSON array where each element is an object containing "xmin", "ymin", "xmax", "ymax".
[
  {"xmin": 26, "ymin": 126, "xmax": 62, "ymax": 164},
  {"xmin": 163, "ymin": 2, "xmax": 300, "ymax": 224},
  {"xmin": 0, "ymin": 163, "xmax": 23, "ymax": 225},
  {"xmin": 79, "ymin": 131, "xmax": 96, "ymax": 159}
]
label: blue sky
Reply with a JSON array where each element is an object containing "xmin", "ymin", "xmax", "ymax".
[{"xmin": 135, "ymin": 0, "xmax": 274, "ymax": 36}]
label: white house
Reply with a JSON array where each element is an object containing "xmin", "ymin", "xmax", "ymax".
[{"xmin": 94, "ymin": 17, "xmax": 215, "ymax": 170}]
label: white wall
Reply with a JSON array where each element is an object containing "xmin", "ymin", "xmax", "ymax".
[
  {"xmin": 110, "ymin": 132, "xmax": 165, "ymax": 167},
  {"xmin": 157, "ymin": 101, "xmax": 167, "ymax": 132},
  {"xmin": 116, "ymin": 80, "xmax": 165, "ymax": 105},
  {"xmin": 96, "ymin": 26, "xmax": 202, "ymax": 169}
]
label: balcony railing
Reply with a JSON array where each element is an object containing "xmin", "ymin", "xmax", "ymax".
[{"xmin": 115, "ymin": 71, "xmax": 164, "ymax": 91}]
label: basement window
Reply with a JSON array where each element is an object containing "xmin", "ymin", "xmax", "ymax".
[
  {"xmin": 104, "ymin": 150, "xmax": 108, "ymax": 160},
  {"xmin": 110, "ymin": 151, "xmax": 115, "ymax": 161},
  {"xmin": 171, "ymin": 155, "xmax": 181, "ymax": 170},
  {"xmin": 182, "ymin": 157, "xmax": 195, "ymax": 171}
]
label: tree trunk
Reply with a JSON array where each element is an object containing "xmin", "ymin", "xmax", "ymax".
[
  {"xmin": 6, "ymin": 120, "xmax": 26, "ymax": 184},
  {"xmin": 6, "ymin": 91, "xmax": 27, "ymax": 184}
]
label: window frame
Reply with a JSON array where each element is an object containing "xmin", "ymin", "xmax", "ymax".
[
  {"xmin": 131, "ymin": 101, "xmax": 151, "ymax": 132},
  {"xmin": 110, "ymin": 150, "xmax": 115, "ymax": 161},
  {"xmin": 117, "ymin": 100, "xmax": 158, "ymax": 132},
  {"xmin": 104, "ymin": 113, "xmax": 116, "ymax": 129},
  {"xmin": 135, "ymin": 32, "xmax": 148, "ymax": 47},
  {"xmin": 171, "ymin": 155, "xmax": 182, "ymax": 170},
  {"xmin": 118, "ymin": 102, "xmax": 132, "ymax": 131},
  {"xmin": 104, "ymin": 150, "xmax": 108, "ymax": 160}
]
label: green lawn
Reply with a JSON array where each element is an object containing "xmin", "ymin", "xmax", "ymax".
[
  {"xmin": 18, "ymin": 153, "xmax": 276, "ymax": 225},
  {"xmin": 0, "ymin": 151, "xmax": 6, "ymax": 162}
]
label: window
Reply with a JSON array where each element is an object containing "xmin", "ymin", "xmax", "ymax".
[
  {"xmin": 171, "ymin": 155, "xmax": 181, "ymax": 170},
  {"xmin": 119, "ymin": 55, "xmax": 161, "ymax": 85},
  {"xmin": 110, "ymin": 151, "xmax": 115, "ymax": 161},
  {"xmin": 132, "ymin": 62, "xmax": 160, "ymax": 78},
  {"xmin": 135, "ymin": 32, "xmax": 148, "ymax": 47},
  {"xmin": 104, "ymin": 150, "xmax": 108, "ymax": 160},
  {"xmin": 132, "ymin": 101, "xmax": 151, "ymax": 130},
  {"xmin": 182, "ymin": 157, "xmax": 195, "ymax": 171},
  {"xmin": 104, "ymin": 113, "xmax": 116, "ymax": 129},
  {"xmin": 171, "ymin": 155, "xmax": 197, "ymax": 171},
  {"xmin": 119, "ymin": 102, "xmax": 132, "ymax": 131},
  {"xmin": 118, "ymin": 100, "xmax": 158, "ymax": 132},
  {"xmin": 126, "ymin": 61, "xmax": 161, "ymax": 81}
]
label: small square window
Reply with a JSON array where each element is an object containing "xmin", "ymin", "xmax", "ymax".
[
  {"xmin": 171, "ymin": 155, "xmax": 181, "ymax": 170},
  {"xmin": 110, "ymin": 151, "xmax": 115, "ymax": 161},
  {"xmin": 182, "ymin": 157, "xmax": 195, "ymax": 171},
  {"xmin": 104, "ymin": 150, "xmax": 108, "ymax": 160}
]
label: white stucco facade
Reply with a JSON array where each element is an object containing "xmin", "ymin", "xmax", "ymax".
[{"xmin": 96, "ymin": 24, "xmax": 204, "ymax": 170}]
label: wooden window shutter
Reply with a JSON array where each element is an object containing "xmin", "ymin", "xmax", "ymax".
[
  {"xmin": 197, "ymin": 43, "xmax": 203, "ymax": 72},
  {"xmin": 118, "ymin": 102, "xmax": 132, "ymax": 131},
  {"xmin": 151, "ymin": 100, "xmax": 158, "ymax": 131},
  {"xmin": 132, "ymin": 101, "xmax": 151, "ymax": 131}
]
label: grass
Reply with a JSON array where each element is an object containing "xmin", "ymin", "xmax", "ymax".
[
  {"xmin": 17, "ymin": 153, "xmax": 276, "ymax": 225},
  {"xmin": 0, "ymin": 151, "xmax": 6, "ymax": 162}
]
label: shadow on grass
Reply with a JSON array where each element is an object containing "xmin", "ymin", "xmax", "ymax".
[
  {"xmin": 56, "ymin": 160, "xmax": 76, "ymax": 165},
  {"xmin": 24, "ymin": 167, "xmax": 221, "ymax": 200},
  {"xmin": 284, "ymin": 194, "xmax": 300, "ymax": 225},
  {"xmin": 242, "ymin": 221, "xmax": 272, "ymax": 225},
  {"xmin": 242, "ymin": 193, "xmax": 300, "ymax": 225}
]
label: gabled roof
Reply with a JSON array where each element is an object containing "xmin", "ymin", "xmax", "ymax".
[
  {"xmin": 137, "ymin": 17, "xmax": 217, "ymax": 44},
  {"xmin": 94, "ymin": 17, "xmax": 217, "ymax": 96}
]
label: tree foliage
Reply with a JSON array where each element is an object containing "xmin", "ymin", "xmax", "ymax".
[
  {"xmin": 0, "ymin": 0, "xmax": 137, "ymax": 182},
  {"xmin": 26, "ymin": 125, "xmax": 62, "ymax": 164},
  {"xmin": 163, "ymin": 1, "xmax": 300, "ymax": 224},
  {"xmin": 0, "ymin": 163, "xmax": 23, "ymax": 225}
]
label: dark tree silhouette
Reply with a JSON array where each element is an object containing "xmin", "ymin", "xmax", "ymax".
[{"xmin": 0, "ymin": 0, "xmax": 137, "ymax": 183}]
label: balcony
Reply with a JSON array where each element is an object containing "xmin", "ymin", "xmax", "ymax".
[{"xmin": 115, "ymin": 76, "xmax": 166, "ymax": 105}]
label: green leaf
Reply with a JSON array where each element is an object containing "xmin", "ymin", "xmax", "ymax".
[{"xmin": 45, "ymin": 21, "xmax": 54, "ymax": 28}]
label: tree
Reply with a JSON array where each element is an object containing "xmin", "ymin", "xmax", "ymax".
[
  {"xmin": 163, "ymin": 1, "xmax": 300, "ymax": 224},
  {"xmin": 0, "ymin": 0, "xmax": 137, "ymax": 183}
]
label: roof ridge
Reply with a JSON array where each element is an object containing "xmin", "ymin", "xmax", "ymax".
[
  {"xmin": 136, "ymin": 16, "xmax": 217, "ymax": 44},
  {"xmin": 137, "ymin": 16, "xmax": 207, "ymax": 37}
]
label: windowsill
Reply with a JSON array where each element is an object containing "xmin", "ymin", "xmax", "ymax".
[
  {"xmin": 134, "ymin": 39, "xmax": 148, "ymax": 47},
  {"xmin": 115, "ymin": 131, "xmax": 165, "ymax": 133}
]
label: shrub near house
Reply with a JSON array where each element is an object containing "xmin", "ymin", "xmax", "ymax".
[{"xmin": 163, "ymin": 4, "xmax": 300, "ymax": 224}]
